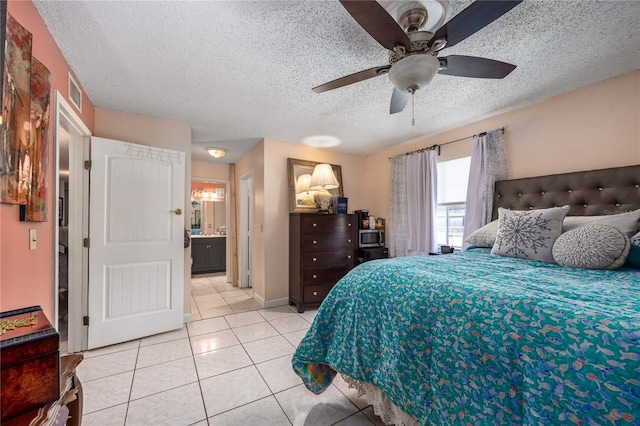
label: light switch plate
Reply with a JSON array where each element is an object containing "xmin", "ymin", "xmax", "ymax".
[{"xmin": 29, "ymin": 228, "xmax": 36, "ymax": 250}]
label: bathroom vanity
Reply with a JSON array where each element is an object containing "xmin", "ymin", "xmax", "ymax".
[{"xmin": 191, "ymin": 235, "xmax": 226, "ymax": 274}]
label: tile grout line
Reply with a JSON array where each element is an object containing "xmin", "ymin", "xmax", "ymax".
[
  {"xmin": 84, "ymin": 274, "xmax": 368, "ymax": 425},
  {"xmin": 186, "ymin": 316, "xmax": 212, "ymax": 426},
  {"xmin": 121, "ymin": 339, "xmax": 142, "ymax": 425}
]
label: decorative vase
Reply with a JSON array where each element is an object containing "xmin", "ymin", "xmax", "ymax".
[{"xmin": 314, "ymin": 189, "xmax": 333, "ymax": 213}]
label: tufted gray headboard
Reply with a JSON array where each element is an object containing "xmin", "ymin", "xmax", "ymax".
[{"xmin": 491, "ymin": 165, "xmax": 640, "ymax": 220}]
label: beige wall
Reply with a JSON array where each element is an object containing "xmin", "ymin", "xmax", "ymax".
[
  {"xmin": 192, "ymin": 160, "xmax": 230, "ymax": 181},
  {"xmin": 366, "ymin": 71, "xmax": 640, "ymax": 222},
  {"xmin": 235, "ymin": 138, "xmax": 368, "ymax": 304},
  {"xmin": 262, "ymin": 139, "xmax": 368, "ymax": 303},
  {"xmin": 94, "ymin": 108, "xmax": 193, "ymax": 318},
  {"xmin": 235, "ymin": 140, "xmax": 266, "ymax": 300}
]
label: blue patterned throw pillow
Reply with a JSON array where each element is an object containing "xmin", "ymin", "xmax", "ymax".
[
  {"xmin": 491, "ymin": 206, "xmax": 569, "ymax": 262},
  {"xmin": 624, "ymin": 231, "xmax": 640, "ymax": 268},
  {"xmin": 552, "ymin": 225, "xmax": 630, "ymax": 270}
]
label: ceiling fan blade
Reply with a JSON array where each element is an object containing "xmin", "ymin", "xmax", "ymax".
[
  {"xmin": 390, "ymin": 88, "xmax": 410, "ymax": 114},
  {"xmin": 429, "ymin": 1, "xmax": 522, "ymax": 49},
  {"xmin": 340, "ymin": 0, "xmax": 410, "ymax": 51},
  {"xmin": 312, "ymin": 65, "xmax": 391, "ymax": 93},
  {"xmin": 438, "ymin": 55, "xmax": 516, "ymax": 79}
]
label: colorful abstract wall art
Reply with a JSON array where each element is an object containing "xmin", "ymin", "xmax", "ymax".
[
  {"xmin": 1, "ymin": 10, "xmax": 51, "ymax": 222},
  {"xmin": 22, "ymin": 57, "xmax": 51, "ymax": 221},
  {"xmin": 0, "ymin": 12, "xmax": 32, "ymax": 206}
]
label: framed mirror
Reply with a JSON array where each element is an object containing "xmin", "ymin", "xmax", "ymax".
[{"xmin": 288, "ymin": 158, "xmax": 343, "ymax": 213}]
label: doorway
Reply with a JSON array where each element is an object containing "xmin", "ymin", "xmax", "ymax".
[
  {"xmin": 190, "ymin": 178, "xmax": 230, "ymax": 279},
  {"xmin": 54, "ymin": 92, "xmax": 91, "ymax": 353},
  {"xmin": 239, "ymin": 172, "xmax": 253, "ymax": 289}
]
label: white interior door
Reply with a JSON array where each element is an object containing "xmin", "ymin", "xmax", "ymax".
[{"xmin": 88, "ymin": 137, "xmax": 185, "ymax": 349}]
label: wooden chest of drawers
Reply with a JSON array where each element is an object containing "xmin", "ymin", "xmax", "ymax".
[
  {"xmin": 289, "ymin": 213, "xmax": 357, "ymax": 313},
  {"xmin": 1, "ymin": 306, "xmax": 60, "ymax": 422}
]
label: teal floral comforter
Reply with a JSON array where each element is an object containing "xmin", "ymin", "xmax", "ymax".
[{"xmin": 292, "ymin": 249, "xmax": 640, "ymax": 425}]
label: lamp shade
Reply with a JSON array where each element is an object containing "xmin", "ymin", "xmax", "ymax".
[
  {"xmin": 310, "ymin": 164, "xmax": 339, "ymax": 190},
  {"xmin": 295, "ymin": 173, "xmax": 313, "ymax": 195}
]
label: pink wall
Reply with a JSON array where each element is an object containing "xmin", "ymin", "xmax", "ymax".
[
  {"xmin": 0, "ymin": 1, "xmax": 95, "ymax": 318},
  {"xmin": 191, "ymin": 182, "xmax": 226, "ymax": 202}
]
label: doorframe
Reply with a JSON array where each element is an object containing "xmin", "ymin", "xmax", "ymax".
[
  {"xmin": 54, "ymin": 91, "xmax": 91, "ymax": 353},
  {"xmin": 239, "ymin": 171, "xmax": 254, "ymax": 288},
  {"xmin": 190, "ymin": 177, "xmax": 231, "ymax": 283}
]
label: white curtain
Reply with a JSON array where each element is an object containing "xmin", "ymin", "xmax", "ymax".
[
  {"xmin": 388, "ymin": 154, "xmax": 408, "ymax": 257},
  {"xmin": 407, "ymin": 150, "xmax": 438, "ymax": 255},
  {"xmin": 462, "ymin": 128, "xmax": 508, "ymax": 248}
]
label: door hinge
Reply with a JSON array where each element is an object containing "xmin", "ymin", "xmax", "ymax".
[
  {"xmin": 84, "ymin": 160, "xmax": 91, "ymax": 170},
  {"xmin": 83, "ymin": 316, "xmax": 89, "ymax": 326},
  {"xmin": 83, "ymin": 238, "xmax": 90, "ymax": 248}
]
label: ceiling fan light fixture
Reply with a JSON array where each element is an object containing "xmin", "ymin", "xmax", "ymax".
[
  {"xmin": 388, "ymin": 54, "xmax": 439, "ymax": 93},
  {"xmin": 207, "ymin": 147, "xmax": 227, "ymax": 158}
]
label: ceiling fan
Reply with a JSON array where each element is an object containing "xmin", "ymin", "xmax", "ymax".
[{"xmin": 313, "ymin": 0, "xmax": 522, "ymax": 115}]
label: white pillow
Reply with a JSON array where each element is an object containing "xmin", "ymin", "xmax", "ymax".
[
  {"xmin": 553, "ymin": 225, "xmax": 630, "ymax": 270},
  {"xmin": 491, "ymin": 206, "xmax": 569, "ymax": 262},
  {"xmin": 465, "ymin": 220, "xmax": 498, "ymax": 248},
  {"xmin": 563, "ymin": 209, "xmax": 640, "ymax": 237}
]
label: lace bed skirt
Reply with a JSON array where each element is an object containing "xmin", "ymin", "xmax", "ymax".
[{"xmin": 341, "ymin": 375, "xmax": 420, "ymax": 426}]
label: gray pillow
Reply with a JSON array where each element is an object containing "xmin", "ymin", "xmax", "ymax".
[
  {"xmin": 465, "ymin": 220, "xmax": 498, "ymax": 248},
  {"xmin": 552, "ymin": 225, "xmax": 630, "ymax": 270},
  {"xmin": 563, "ymin": 209, "xmax": 640, "ymax": 237},
  {"xmin": 491, "ymin": 206, "xmax": 569, "ymax": 262}
]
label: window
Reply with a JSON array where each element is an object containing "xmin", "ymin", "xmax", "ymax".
[{"xmin": 436, "ymin": 156, "xmax": 471, "ymax": 249}]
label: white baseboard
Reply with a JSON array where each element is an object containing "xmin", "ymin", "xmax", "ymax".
[
  {"xmin": 252, "ymin": 292, "xmax": 266, "ymax": 307},
  {"xmin": 252, "ymin": 293, "xmax": 289, "ymax": 309},
  {"xmin": 262, "ymin": 297, "xmax": 290, "ymax": 309},
  {"xmin": 183, "ymin": 312, "xmax": 193, "ymax": 324}
]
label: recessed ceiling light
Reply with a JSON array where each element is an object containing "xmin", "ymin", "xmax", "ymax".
[
  {"xmin": 207, "ymin": 147, "xmax": 227, "ymax": 158},
  {"xmin": 301, "ymin": 135, "xmax": 342, "ymax": 148}
]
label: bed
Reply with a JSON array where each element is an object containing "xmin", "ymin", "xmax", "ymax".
[{"xmin": 291, "ymin": 165, "xmax": 640, "ymax": 425}]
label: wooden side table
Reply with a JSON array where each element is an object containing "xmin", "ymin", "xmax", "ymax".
[{"xmin": 4, "ymin": 354, "xmax": 83, "ymax": 426}]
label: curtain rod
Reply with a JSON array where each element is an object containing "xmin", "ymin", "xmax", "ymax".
[{"xmin": 390, "ymin": 126, "xmax": 505, "ymax": 159}]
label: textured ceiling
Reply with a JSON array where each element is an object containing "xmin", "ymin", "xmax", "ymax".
[{"xmin": 34, "ymin": 1, "xmax": 640, "ymax": 163}]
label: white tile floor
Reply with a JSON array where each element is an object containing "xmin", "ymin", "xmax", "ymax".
[{"xmin": 76, "ymin": 273, "xmax": 386, "ymax": 426}]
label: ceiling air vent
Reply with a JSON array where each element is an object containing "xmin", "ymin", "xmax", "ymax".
[{"xmin": 68, "ymin": 72, "xmax": 82, "ymax": 112}]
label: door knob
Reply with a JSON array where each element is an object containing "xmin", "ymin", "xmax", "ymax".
[{"xmin": 170, "ymin": 208, "xmax": 182, "ymax": 215}]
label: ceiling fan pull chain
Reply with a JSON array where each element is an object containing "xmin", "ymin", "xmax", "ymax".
[{"xmin": 411, "ymin": 90, "xmax": 415, "ymax": 126}]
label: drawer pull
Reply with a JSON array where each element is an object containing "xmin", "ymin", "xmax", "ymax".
[
  {"xmin": 347, "ymin": 255, "xmax": 352, "ymax": 259},
  {"xmin": 313, "ymin": 257, "xmax": 317, "ymax": 261},
  {"xmin": 313, "ymin": 240, "xmax": 317, "ymax": 244},
  {"xmin": 313, "ymin": 223, "xmax": 317, "ymax": 227},
  {"xmin": 313, "ymin": 291, "xmax": 318, "ymax": 296},
  {"xmin": 348, "ymin": 223, "xmax": 352, "ymax": 227},
  {"xmin": 313, "ymin": 274, "xmax": 317, "ymax": 279},
  {"xmin": 347, "ymin": 239, "xmax": 352, "ymax": 243}
]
